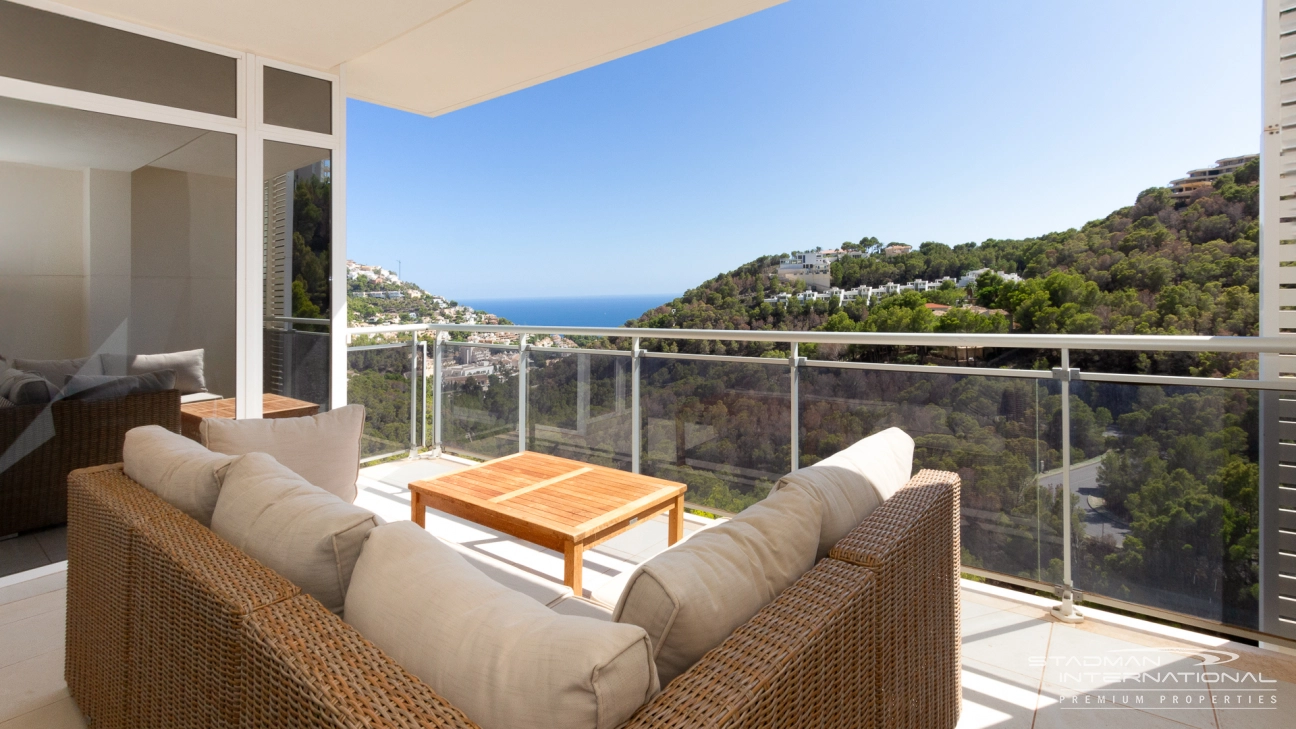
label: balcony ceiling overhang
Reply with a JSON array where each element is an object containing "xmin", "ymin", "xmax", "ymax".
[{"xmin": 54, "ymin": 0, "xmax": 786, "ymax": 117}]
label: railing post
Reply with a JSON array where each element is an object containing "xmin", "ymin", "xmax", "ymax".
[
  {"xmin": 518, "ymin": 334, "xmax": 529, "ymax": 454},
  {"xmin": 420, "ymin": 341, "xmax": 428, "ymax": 451},
  {"xmin": 409, "ymin": 333, "xmax": 419, "ymax": 457},
  {"xmin": 1051, "ymin": 349, "xmax": 1083, "ymax": 623},
  {"xmin": 432, "ymin": 332, "xmax": 443, "ymax": 456},
  {"xmin": 632, "ymin": 337, "xmax": 642, "ymax": 474},
  {"xmin": 790, "ymin": 342, "xmax": 800, "ymax": 471}
]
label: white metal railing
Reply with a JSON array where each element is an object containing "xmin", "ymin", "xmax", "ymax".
[{"xmin": 344, "ymin": 323, "xmax": 1288, "ymax": 643}]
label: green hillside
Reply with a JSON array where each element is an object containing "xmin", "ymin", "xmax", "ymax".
[{"xmin": 623, "ymin": 158, "xmax": 1259, "ymax": 376}]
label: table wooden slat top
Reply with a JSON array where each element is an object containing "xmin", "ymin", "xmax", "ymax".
[
  {"xmin": 408, "ymin": 451, "xmax": 687, "ymax": 595},
  {"xmin": 180, "ymin": 393, "xmax": 318, "ymax": 420},
  {"xmin": 179, "ymin": 393, "xmax": 320, "ymax": 440}
]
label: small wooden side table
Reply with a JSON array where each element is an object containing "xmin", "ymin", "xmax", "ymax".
[
  {"xmin": 179, "ymin": 393, "xmax": 320, "ymax": 441},
  {"xmin": 409, "ymin": 451, "xmax": 687, "ymax": 596}
]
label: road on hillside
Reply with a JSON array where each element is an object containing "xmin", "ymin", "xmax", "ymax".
[{"xmin": 1037, "ymin": 455, "xmax": 1130, "ymax": 546}]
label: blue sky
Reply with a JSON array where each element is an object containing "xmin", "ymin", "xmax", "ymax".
[{"xmin": 347, "ymin": 0, "xmax": 1259, "ymax": 300}]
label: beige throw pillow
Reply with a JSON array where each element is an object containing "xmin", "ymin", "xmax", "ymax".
[
  {"xmin": 102, "ymin": 349, "xmax": 206, "ymax": 394},
  {"xmin": 613, "ymin": 484, "xmax": 821, "ymax": 686},
  {"xmin": 211, "ymin": 453, "xmax": 380, "ymax": 614},
  {"xmin": 200, "ymin": 404, "xmax": 364, "ymax": 503},
  {"xmin": 345, "ymin": 521, "xmax": 659, "ymax": 729},
  {"xmin": 123, "ymin": 425, "xmax": 236, "ymax": 526},
  {"xmin": 773, "ymin": 426, "xmax": 914, "ymax": 559}
]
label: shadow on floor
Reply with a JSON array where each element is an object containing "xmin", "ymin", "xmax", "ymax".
[{"xmin": 0, "ymin": 525, "xmax": 66, "ymax": 579}]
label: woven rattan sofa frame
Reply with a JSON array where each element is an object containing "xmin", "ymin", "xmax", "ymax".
[
  {"xmin": 0, "ymin": 389, "xmax": 180, "ymax": 536},
  {"xmin": 65, "ymin": 464, "xmax": 960, "ymax": 729}
]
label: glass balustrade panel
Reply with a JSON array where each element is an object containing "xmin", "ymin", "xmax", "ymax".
[
  {"xmin": 527, "ymin": 351, "xmax": 633, "ymax": 471},
  {"xmin": 639, "ymin": 358, "xmax": 791, "ymax": 515},
  {"xmin": 1069, "ymin": 380, "xmax": 1261, "ymax": 630},
  {"xmin": 347, "ymin": 346, "xmax": 413, "ymax": 460},
  {"xmin": 439, "ymin": 342, "xmax": 522, "ymax": 460},
  {"xmin": 799, "ymin": 367, "xmax": 1063, "ymax": 583}
]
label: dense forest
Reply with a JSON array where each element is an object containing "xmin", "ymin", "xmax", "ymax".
[{"xmin": 353, "ymin": 160, "xmax": 1262, "ymax": 629}]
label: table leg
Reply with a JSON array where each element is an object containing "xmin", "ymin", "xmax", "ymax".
[
  {"xmin": 564, "ymin": 540, "xmax": 584, "ymax": 596},
  {"xmin": 668, "ymin": 494, "xmax": 685, "ymax": 546},
  {"xmin": 410, "ymin": 490, "xmax": 425, "ymax": 527}
]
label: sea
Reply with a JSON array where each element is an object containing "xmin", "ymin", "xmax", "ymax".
[{"xmin": 458, "ymin": 294, "xmax": 679, "ymax": 328}]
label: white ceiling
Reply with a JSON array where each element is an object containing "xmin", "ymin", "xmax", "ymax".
[
  {"xmin": 264, "ymin": 140, "xmax": 330, "ymax": 181},
  {"xmin": 152, "ymin": 131, "xmax": 236, "ymax": 178},
  {"xmin": 53, "ymin": 0, "xmax": 785, "ymax": 117},
  {"xmin": 0, "ymin": 95, "xmax": 234, "ymax": 174}
]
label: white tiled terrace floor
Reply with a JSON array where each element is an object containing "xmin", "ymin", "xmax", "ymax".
[{"xmin": 1, "ymin": 455, "xmax": 1293, "ymax": 728}]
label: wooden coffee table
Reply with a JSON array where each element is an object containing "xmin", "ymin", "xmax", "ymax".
[
  {"xmin": 179, "ymin": 393, "xmax": 320, "ymax": 440},
  {"xmin": 409, "ymin": 452, "xmax": 687, "ymax": 595}
]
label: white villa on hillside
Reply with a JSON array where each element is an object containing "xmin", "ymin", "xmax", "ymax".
[
  {"xmin": 957, "ymin": 268, "xmax": 1023, "ymax": 288},
  {"xmin": 776, "ymin": 251, "xmax": 832, "ymax": 290}
]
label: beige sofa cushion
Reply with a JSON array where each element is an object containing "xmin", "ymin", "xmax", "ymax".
[
  {"xmin": 773, "ymin": 427, "xmax": 914, "ymax": 559},
  {"xmin": 550, "ymin": 595, "xmax": 615, "ymax": 621},
  {"xmin": 442, "ymin": 539, "xmax": 572, "ymax": 607},
  {"xmin": 211, "ymin": 453, "xmax": 379, "ymax": 614},
  {"xmin": 613, "ymin": 484, "xmax": 821, "ymax": 685},
  {"xmin": 345, "ymin": 521, "xmax": 659, "ymax": 729},
  {"xmin": 123, "ymin": 425, "xmax": 236, "ymax": 526},
  {"xmin": 200, "ymin": 404, "xmax": 364, "ymax": 502}
]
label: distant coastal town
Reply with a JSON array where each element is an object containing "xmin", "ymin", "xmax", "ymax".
[{"xmin": 345, "ymin": 260, "xmax": 578, "ymax": 386}]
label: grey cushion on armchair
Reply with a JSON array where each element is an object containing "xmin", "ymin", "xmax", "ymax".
[
  {"xmin": 63, "ymin": 370, "xmax": 176, "ymax": 402},
  {"xmin": 13, "ymin": 356, "xmax": 104, "ymax": 385}
]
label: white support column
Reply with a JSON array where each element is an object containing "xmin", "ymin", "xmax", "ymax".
[
  {"xmin": 238, "ymin": 54, "xmax": 264, "ymax": 419},
  {"xmin": 330, "ymin": 63, "xmax": 349, "ymax": 411},
  {"xmin": 1261, "ymin": 0, "xmax": 1296, "ymax": 643}
]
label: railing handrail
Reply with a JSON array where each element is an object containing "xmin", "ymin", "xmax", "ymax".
[{"xmin": 345, "ymin": 322, "xmax": 1292, "ymax": 355}]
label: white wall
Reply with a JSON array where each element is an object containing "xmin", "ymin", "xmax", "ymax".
[
  {"xmin": 130, "ymin": 166, "xmax": 237, "ymax": 396},
  {"xmin": 0, "ymin": 160, "xmax": 86, "ymax": 360},
  {"xmin": 85, "ymin": 168, "xmax": 132, "ymax": 356}
]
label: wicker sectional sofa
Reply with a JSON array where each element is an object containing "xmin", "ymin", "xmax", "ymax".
[{"xmin": 65, "ymin": 462, "xmax": 961, "ymax": 729}]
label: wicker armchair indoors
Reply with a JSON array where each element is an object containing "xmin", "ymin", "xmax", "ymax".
[
  {"xmin": 65, "ymin": 464, "xmax": 961, "ymax": 729},
  {"xmin": 0, "ymin": 390, "xmax": 180, "ymax": 535}
]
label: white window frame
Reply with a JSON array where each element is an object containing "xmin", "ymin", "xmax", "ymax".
[
  {"xmin": 0, "ymin": 0, "xmax": 348, "ymax": 419},
  {"xmin": 250, "ymin": 55, "xmax": 347, "ymax": 416}
]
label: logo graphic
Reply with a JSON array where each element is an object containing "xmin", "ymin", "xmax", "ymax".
[{"xmin": 1107, "ymin": 647, "xmax": 1240, "ymax": 667}]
